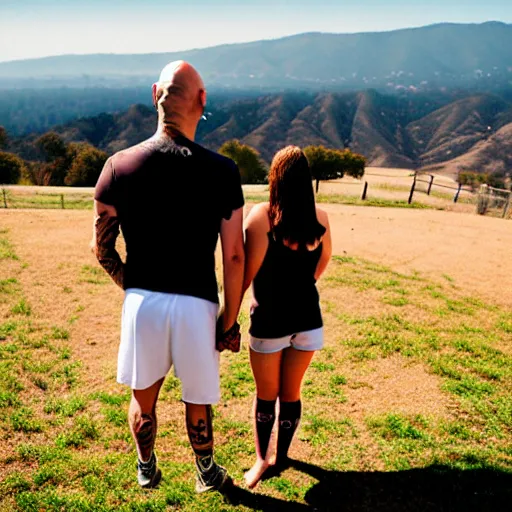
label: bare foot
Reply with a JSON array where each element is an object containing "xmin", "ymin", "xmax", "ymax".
[{"xmin": 244, "ymin": 459, "xmax": 270, "ymax": 489}]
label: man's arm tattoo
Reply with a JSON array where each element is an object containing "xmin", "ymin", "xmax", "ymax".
[{"xmin": 93, "ymin": 210, "xmax": 125, "ymax": 289}]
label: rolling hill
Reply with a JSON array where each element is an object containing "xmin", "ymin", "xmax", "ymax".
[
  {"xmin": 0, "ymin": 22, "xmax": 511, "ymax": 91},
  {"xmin": 8, "ymin": 90, "xmax": 512, "ymax": 177}
]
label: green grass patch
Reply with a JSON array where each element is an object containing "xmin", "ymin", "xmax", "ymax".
[
  {"xmin": 102, "ymin": 407, "xmax": 126, "ymax": 427},
  {"xmin": 0, "ymin": 320, "xmax": 19, "ymax": 340},
  {"xmin": 443, "ymin": 376, "xmax": 495, "ymax": 399},
  {"xmin": 383, "ymin": 295, "xmax": 410, "ymax": 307},
  {"xmin": 367, "ymin": 413, "xmax": 430, "ymax": 441},
  {"xmin": 316, "ymin": 194, "xmax": 434, "ymax": 209},
  {"xmin": 44, "ymin": 396, "xmax": 87, "ymax": 417},
  {"xmin": 92, "ymin": 391, "xmax": 130, "ymax": 406},
  {"xmin": 0, "ymin": 277, "xmax": 19, "ymax": 294},
  {"xmin": 51, "ymin": 361, "xmax": 82, "ymax": 388},
  {"xmin": 0, "ymin": 390, "xmax": 21, "ymax": 408},
  {"xmin": 11, "ymin": 299, "xmax": 32, "ymax": 316},
  {"xmin": 496, "ymin": 315, "xmax": 512, "ymax": 334},
  {"xmin": 11, "ymin": 407, "xmax": 44, "ymax": 433},
  {"xmin": 51, "ymin": 326, "xmax": 70, "ymax": 340},
  {"xmin": 0, "ymin": 236, "xmax": 19, "ymax": 260},
  {"xmin": 79, "ymin": 265, "xmax": 109, "ymax": 285},
  {"xmin": 310, "ymin": 361, "xmax": 335, "ymax": 372},
  {"xmin": 55, "ymin": 415, "xmax": 100, "ymax": 448},
  {"xmin": 301, "ymin": 414, "xmax": 354, "ymax": 446},
  {"xmin": 221, "ymin": 358, "xmax": 254, "ymax": 399}
]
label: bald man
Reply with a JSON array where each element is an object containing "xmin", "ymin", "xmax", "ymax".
[{"xmin": 92, "ymin": 61, "xmax": 245, "ymax": 492}]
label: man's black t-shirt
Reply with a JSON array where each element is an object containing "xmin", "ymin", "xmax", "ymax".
[{"xmin": 94, "ymin": 135, "xmax": 244, "ymax": 304}]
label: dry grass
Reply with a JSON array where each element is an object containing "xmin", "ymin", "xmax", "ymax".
[
  {"xmin": 1, "ymin": 170, "xmax": 477, "ymax": 214},
  {"xmin": 0, "ymin": 207, "xmax": 511, "ymax": 511}
]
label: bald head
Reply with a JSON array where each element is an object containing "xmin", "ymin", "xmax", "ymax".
[{"xmin": 152, "ymin": 61, "xmax": 206, "ymax": 139}]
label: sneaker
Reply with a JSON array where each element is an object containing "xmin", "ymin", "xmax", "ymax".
[
  {"xmin": 137, "ymin": 452, "xmax": 162, "ymax": 489},
  {"xmin": 195, "ymin": 455, "xmax": 230, "ymax": 493}
]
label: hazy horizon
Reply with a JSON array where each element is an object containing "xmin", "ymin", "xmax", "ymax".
[{"xmin": 1, "ymin": 0, "xmax": 511, "ymax": 63}]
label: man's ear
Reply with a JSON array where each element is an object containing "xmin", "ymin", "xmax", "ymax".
[
  {"xmin": 152, "ymin": 83, "xmax": 158, "ymax": 109},
  {"xmin": 200, "ymin": 89, "xmax": 207, "ymax": 108}
]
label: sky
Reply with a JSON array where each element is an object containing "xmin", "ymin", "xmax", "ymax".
[{"xmin": 0, "ymin": 0, "xmax": 511, "ymax": 62}]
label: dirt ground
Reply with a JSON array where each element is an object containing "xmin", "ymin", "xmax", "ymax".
[
  {"xmin": 1, "ymin": 204, "xmax": 511, "ymax": 510},
  {"xmin": 2, "ymin": 203, "xmax": 510, "ymax": 309},
  {"xmin": 319, "ymin": 203, "xmax": 512, "ymax": 307}
]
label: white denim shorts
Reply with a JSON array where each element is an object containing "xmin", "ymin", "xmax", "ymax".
[
  {"xmin": 249, "ymin": 327, "xmax": 324, "ymax": 354},
  {"xmin": 117, "ymin": 288, "xmax": 220, "ymax": 404}
]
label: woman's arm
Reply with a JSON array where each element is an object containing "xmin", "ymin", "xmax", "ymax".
[
  {"xmin": 314, "ymin": 208, "xmax": 332, "ymax": 282},
  {"xmin": 242, "ymin": 203, "xmax": 270, "ymax": 297}
]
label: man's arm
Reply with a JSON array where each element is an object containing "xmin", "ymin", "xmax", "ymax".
[
  {"xmin": 219, "ymin": 206, "xmax": 245, "ymax": 331},
  {"xmin": 91, "ymin": 200, "xmax": 125, "ymax": 289}
]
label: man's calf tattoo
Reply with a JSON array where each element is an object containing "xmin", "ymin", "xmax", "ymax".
[
  {"xmin": 135, "ymin": 413, "xmax": 156, "ymax": 462},
  {"xmin": 186, "ymin": 405, "xmax": 213, "ymax": 456}
]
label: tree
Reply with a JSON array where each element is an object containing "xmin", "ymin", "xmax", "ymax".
[
  {"xmin": 65, "ymin": 143, "xmax": 108, "ymax": 187},
  {"xmin": 458, "ymin": 171, "xmax": 487, "ymax": 192},
  {"xmin": 340, "ymin": 149, "xmax": 366, "ymax": 179},
  {"xmin": 0, "ymin": 152, "xmax": 25, "ymax": 184},
  {"xmin": 36, "ymin": 132, "xmax": 68, "ymax": 162},
  {"xmin": 304, "ymin": 146, "xmax": 366, "ymax": 192},
  {"xmin": 219, "ymin": 140, "xmax": 267, "ymax": 184},
  {"xmin": 35, "ymin": 132, "xmax": 70, "ymax": 186},
  {"xmin": 0, "ymin": 127, "xmax": 7, "ymax": 150}
]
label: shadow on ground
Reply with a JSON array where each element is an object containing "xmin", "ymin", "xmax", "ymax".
[{"xmin": 223, "ymin": 459, "xmax": 512, "ymax": 511}]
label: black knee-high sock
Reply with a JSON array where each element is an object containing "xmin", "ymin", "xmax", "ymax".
[
  {"xmin": 255, "ymin": 398, "xmax": 276, "ymax": 460},
  {"xmin": 277, "ymin": 400, "xmax": 301, "ymax": 462}
]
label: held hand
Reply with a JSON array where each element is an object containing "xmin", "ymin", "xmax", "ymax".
[{"xmin": 215, "ymin": 315, "xmax": 241, "ymax": 353}]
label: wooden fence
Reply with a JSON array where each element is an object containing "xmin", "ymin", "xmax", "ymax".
[
  {"xmin": 477, "ymin": 185, "xmax": 511, "ymax": 219},
  {"xmin": 0, "ymin": 188, "xmax": 93, "ymax": 210}
]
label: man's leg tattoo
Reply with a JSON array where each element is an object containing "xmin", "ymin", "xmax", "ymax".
[
  {"xmin": 133, "ymin": 412, "xmax": 157, "ymax": 463},
  {"xmin": 186, "ymin": 405, "xmax": 214, "ymax": 473}
]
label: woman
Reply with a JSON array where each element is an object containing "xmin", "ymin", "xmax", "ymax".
[{"xmin": 242, "ymin": 146, "xmax": 332, "ymax": 488}]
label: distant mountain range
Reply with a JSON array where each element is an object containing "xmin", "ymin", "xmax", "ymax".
[
  {"xmin": 9, "ymin": 89, "xmax": 512, "ymax": 177},
  {"xmin": 1, "ymin": 22, "xmax": 511, "ymax": 91}
]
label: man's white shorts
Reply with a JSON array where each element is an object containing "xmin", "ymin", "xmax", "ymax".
[
  {"xmin": 117, "ymin": 288, "xmax": 220, "ymax": 404},
  {"xmin": 249, "ymin": 328, "xmax": 324, "ymax": 354}
]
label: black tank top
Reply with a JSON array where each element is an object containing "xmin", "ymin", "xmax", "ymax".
[{"xmin": 249, "ymin": 232, "xmax": 323, "ymax": 339}]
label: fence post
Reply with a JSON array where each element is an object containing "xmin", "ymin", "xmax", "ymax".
[
  {"xmin": 361, "ymin": 181, "xmax": 368, "ymax": 200},
  {"xmin": 477, "ymin": 184, "xmax": 488, "ymax": 215},
  {"xmin": 503, "ymin": 192, "xmax": 511, "ymax": 219},
  {"xmin": 2, "ymin": 188, "xmax": 7, "ymax": 209},
  {"xmin": 427, "ymin": 175, "xmax": 434, "ymax": 195},
  {"xmin": 60, "ymin": 194, "xmax": 64, "ymax": 209},
  {"xmin": 408, "ymin": 173, "xmax": 417, "ymax": 204},
  {"xmin": 454, "ymin": 183, "xmax": 462, "ymax": 203}
]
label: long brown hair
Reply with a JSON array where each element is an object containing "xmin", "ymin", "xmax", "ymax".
[{"xmin": 268, "ymin": 146, "xmax": 325, "ymax": 248}]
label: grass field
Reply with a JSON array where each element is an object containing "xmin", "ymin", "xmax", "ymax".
[{"xmin": 0, "ymin": 206, "xmax": 511, "ymax": 511}]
